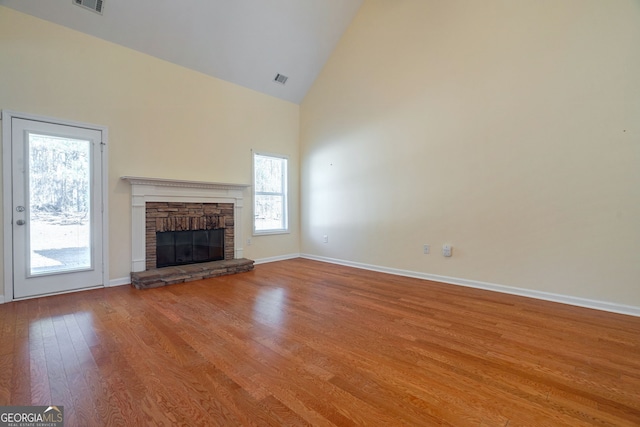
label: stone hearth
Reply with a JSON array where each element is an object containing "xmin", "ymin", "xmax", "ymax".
[{"xmin": 130, "ymin": 258, "xmax": 254, "ymax": 289}]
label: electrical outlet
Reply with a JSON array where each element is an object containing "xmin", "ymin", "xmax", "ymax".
[
  {"xmin": 323, "ymin": 235, "xmax": 328, "ymax": 243},
  {"xmin": 423, "ymin": 244, "xmax": 430, "ymax": 254},
  {"xmin": 442, "ymin": 244, "xmax": 452, "ymax": 257},
  {"xmin": 246, "ymin": 238, "xmax": 251, "ymax": 246}
]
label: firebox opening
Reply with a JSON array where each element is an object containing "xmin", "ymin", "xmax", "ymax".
[{"xmin": 156, "ymin": 229, "xmax": 224, "ymax": 268}]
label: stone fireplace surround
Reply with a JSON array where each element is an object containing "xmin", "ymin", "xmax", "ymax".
[
  {"xmin": 122, "ymin": 177, "xmax": 254, "ymax": 288},
  {"xmin": 145, "ymin": 201, "xmax": 233, "ymax": 269}
]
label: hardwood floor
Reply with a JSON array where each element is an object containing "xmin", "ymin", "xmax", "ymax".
[{"xmin": 1, "ymin": 258, "xmax": 639, "ymax": 426}]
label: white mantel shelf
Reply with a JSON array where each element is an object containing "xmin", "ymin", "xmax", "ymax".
[
  {"xmin": 121, "ymin": 176, "xmax": 251, "ymax": 191},
  {"xmin": 122, "ymin": 176, "xmax": 250, "ymax": 273}
]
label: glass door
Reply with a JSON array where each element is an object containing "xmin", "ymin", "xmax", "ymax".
[{"xmin": 11, "ymin": 117, "xmax": 104, "ymax": 298}]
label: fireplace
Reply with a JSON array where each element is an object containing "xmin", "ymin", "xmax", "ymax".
[
  {"xmin": 145, "ymin": 201, "xmax": 233, "ymax": 269},
  {"xmin": 123, "ymin": 177, "xmax": 254, "ymax": 289},
  {"xmin": 122, "ymin": 176, "xmax": 251, "ymax": 272}
]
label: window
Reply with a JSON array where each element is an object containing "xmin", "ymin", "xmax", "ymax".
[{"xmin": 253, "ymin": 152, "xmax": 288, "ymax": 234}]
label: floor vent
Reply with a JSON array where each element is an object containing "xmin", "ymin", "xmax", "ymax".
[
  {"xmin": 274, "ymin": 74, "xmax": 289, "ymax": 85},
  {"xmin": 73, "ymin": 0, "xmax": 104, "ymax": 15}
]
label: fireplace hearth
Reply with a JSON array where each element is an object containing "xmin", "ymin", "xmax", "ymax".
[{"xmin": 130, "ymin": 258, "xmax": 254, "ymax": 289}]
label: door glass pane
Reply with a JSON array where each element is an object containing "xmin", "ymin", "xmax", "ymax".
[{"xmin": 28, "ymin": 133, "xmax": 92, "ymax": 275}]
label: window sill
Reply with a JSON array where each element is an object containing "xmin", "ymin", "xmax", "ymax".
[{"xmin": 253, "ymin": 229, "xmax": 290, "ymax": 236}]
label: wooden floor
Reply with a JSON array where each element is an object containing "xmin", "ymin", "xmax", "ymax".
[{"xmin": 1, "ymin": 258, "xmax": 639, "ymax": 426}]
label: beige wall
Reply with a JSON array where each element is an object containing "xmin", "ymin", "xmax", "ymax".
[
  {"xmin": 2, "ymin": 2, "xmax": 639, "ymax": 309},
  {"xmin": 301, "ymin": 0, "xmax": 640, "ymax": 307},
  {"xmin": 0, "ymin": 7, "xmax": 300, "ymax": 292}
]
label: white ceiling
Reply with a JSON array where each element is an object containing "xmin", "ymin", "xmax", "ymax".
[{"xmin": 0, "ymin": 0, "xmax": 363, "ymax": 104}]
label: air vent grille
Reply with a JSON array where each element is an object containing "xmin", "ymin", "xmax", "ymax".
[
  {"xmin": 73, "ymin": 0, "xmax": 104, "ymax": 15},
  {"xmin": 274, "ymin": 74, "xmax": 289, "ymax": 85}
]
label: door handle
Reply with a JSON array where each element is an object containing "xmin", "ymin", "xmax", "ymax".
[{"xmin": 16, "ymin": 219, "xmax": 25, "ymax": 226}]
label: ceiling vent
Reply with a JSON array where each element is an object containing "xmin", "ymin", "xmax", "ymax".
[
  {"xmin": 274, "ymin": 74, "xmax": 289, "ymax": 85},
  {"xmin": 73, "ymin": 0, "xmax": 104, "ymax": 15}
]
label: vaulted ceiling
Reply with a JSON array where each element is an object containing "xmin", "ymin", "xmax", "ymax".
[{"xmin": 0, "ymin": 0, "xmax": 363, "ymax": 104}]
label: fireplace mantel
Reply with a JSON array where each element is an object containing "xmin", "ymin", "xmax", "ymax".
[
  {"xmin": 122, "ymin": 176, "xmax": 251, "ymax": 272},
  {"xmin": 122, "ymin": 176, "xmax": 250, "ymax": 192}
]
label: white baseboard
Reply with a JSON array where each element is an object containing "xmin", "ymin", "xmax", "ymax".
[
  {"xmin": 109, "ymin": 277, "xmax": 131, "ymax": 287},
  {"xmin": 300, "ymin": 254, "xmax": 640, "ymax": 318},
  {"xmin": 254, "ymin": 253, "xmax": 301, "ymax": 265}
]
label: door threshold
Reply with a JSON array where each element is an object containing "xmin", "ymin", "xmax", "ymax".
[{"xmin": 11, "ymin": 284, "xmax": 105, "ymax": 302}]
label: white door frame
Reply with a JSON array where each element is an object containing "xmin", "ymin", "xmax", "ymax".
[{"xmin": 1, "ymin": 110, "xmax": 109, "ymax": 302}]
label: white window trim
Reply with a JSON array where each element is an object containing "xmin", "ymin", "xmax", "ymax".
[{"xmin": 252, "ymin": 151, "xmax": 289, "ymax": 236}]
